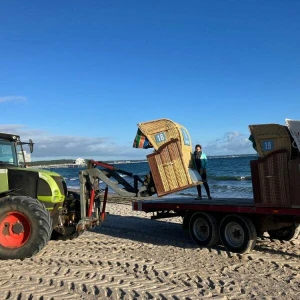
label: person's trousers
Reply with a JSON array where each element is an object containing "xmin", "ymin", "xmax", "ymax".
[{"xmin": 197, "ymin": 170, "xmax": 211, "ymax": 197}]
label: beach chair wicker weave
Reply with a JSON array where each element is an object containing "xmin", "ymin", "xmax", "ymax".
[
  {"xmin": 249, "ymin": 124, "xmax": 292, "ymax": 159},
  {"xmin": 254, "ymin": 150, "xmax": 290, "ymax": 206},
  {"xmin": 147, "ymin": 139, "xmax": 193, "ymax": 196},
  {"xmin": 288, "ymin": 158, "xmax": 300, "ymax": 207}
]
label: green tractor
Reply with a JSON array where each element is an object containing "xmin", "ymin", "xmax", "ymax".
[{"xmin": 0, "ymin": 132, "xmax": 102, "ymax": 260}]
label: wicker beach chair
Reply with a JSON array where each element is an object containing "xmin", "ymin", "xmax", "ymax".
[
  {"xmin": 249, "ymin": 120, "xmax": 300, "ymax": 207},
  {"xmin": 133, "ymin": 118, "xmax": 200, "ymax": 196}
]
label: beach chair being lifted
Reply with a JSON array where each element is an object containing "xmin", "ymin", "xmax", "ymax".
[{"xmin": 133, "ymin": 118, "xmax": 201, "ymax": 196}]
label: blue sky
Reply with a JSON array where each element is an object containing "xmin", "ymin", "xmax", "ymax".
[{"xmin": 1, "ymin": 1, "xmax": 299, "ymax": 160}]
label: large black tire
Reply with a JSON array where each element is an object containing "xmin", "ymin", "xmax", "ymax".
[
  {"xmin": 219, "ymin": 215, "xmax": 257, "ymax": 254},
  {"xmin": 0, "ymin": 196, "xmax": 52, "ymax": 260},
  {"xmin": 189, "ymin": 212, "xmax": 220, "ymax": 247},
  {"xmin": 268, "ymin": 225, "xmax": 299, "ymax": 241}
]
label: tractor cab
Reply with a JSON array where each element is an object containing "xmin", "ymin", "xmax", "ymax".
[
  {"xmin": 0, "ymin": 132, "xmax": 66, "ymax": 206},
  {"xmin": 0, "ymin": 133, "xmax": 33, "ymax": 168}
]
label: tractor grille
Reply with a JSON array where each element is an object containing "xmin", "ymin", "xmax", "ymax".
[
  {"xmin": 51, "ymin": 175, "xmax": 67, "ymax": 196},
  {"xmin": 8, "ymin": 169, "xmax": 38, "ymax": 198},
  {"xmin": 37, "ymin": 178, "xmax": 52, "ymax": 196}
]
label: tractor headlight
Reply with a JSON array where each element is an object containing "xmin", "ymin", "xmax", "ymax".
[
  {"xmin": 52, "ymin": 189, "xmax": 61, "ymax": 202},
  {"xmin": 52, "ymin": 196, "xmax": 59, "ymax": 202}
]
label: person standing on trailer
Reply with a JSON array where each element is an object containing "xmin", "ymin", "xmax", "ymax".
[{"xmin": 193, "ymin": 144, "xmax": 212, "ymax": 200}]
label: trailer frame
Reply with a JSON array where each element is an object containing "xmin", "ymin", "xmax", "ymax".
[{"xmin": 132, "ymin": 197, "xmax": 300, "ymax": 254}]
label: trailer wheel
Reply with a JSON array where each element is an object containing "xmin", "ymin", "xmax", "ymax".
[
  {"xmin": 189, "ymin": 212, "xmax": 219, "ymax": 247},
  {"xmin": 0, "ymin": 196, "xmax": 52, "ymax": 260},
  {"xmin": 268, "ymin": 225, "xmax": 298, "ymax": 241},
  {"xmin": 220, "ymin": 215, "xmax": 257, "ymax": 254}
]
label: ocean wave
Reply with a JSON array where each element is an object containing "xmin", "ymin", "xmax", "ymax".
[
  {"xmin": 210, "ymin": 175, "xmax": 252, "ymax": 181},
  {"xmin": 208, "ymin": 154, "xmax": 257, "ymax": 159},
  {"xmin": 175, "ymin": 185, "xmax": 253, "ymax": 198}
]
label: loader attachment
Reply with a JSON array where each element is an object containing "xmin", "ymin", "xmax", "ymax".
[{"xmin": 80, "ymin": 160, "xmax": 152, "ymax": 201}]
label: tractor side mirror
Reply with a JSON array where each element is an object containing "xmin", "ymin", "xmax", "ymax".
[{"xmin": 29, "ymin": 139, "xmax": 34, "ymax": 153}]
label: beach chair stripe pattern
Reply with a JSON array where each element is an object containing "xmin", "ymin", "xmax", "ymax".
[{"xmin": 133, "ymin": 129, "xmax": 149, "ymax": 149}]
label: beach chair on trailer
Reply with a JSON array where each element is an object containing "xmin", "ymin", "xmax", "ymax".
[{"xmin": 249, "ymin": 120, "xmax": 300, "ymax": 208}]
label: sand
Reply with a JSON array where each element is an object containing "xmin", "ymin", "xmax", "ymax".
[{"xmin": 1, "ymin": 201, "xmax": 299, "ymax": 299}]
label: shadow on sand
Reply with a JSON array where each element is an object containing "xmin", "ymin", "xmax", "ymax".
[
  {"xmin": 89, "ymin": 213, "xmax": 300, "ymax": 258},
  {"xmin": 91, "ymin": 213, "xmax": 196, "ymax": 248}
]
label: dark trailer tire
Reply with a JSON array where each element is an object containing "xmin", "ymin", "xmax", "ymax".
[
  {"xmin": 189, "ymin": 212, "xmax": 220, "ymax": 247},
  {"xmin": 0, "ymin": 196, "xmax": 52, "ymax": 260},
  {"xmin": 268, "ymin": 225, "xmax": 299, "ymax": 241},
  {"xmin": 220, "ymin": 214, "xmax": 257, "ymax": 254}
]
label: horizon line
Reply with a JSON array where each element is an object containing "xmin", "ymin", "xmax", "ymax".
[{"xmin": 30, "ymin": 153, "xmax": 258, "ymax": 163}]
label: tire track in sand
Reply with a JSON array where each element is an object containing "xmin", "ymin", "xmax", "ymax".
[{"xmin": 0, "ymin": 202, "xmax": 299, "ymax": 299}]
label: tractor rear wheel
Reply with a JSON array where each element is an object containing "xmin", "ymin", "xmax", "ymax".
[{"xmin": 0, "ymin": 196, "xmax": 52, "ymax": 260}]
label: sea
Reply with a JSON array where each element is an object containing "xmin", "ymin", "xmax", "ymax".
[{"xmin": 41, "ymin": 154, "xmax": 258, "ymax": 199}]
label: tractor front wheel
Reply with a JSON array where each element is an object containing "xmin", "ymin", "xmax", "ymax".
[{"xmin": 0, "ymin": 196, "xmax": 52, "ymax": 260}]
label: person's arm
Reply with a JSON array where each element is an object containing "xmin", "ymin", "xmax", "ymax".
[{"xmin": 201, "ymin": 153, "xmax": 207, "ymax": 170}]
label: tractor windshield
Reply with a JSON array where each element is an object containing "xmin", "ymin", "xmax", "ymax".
[{"xmin": 0, "ymin": 139, "xmax": 19, "ymax": 166}]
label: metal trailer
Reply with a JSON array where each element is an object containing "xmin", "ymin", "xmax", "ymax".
[{"xmin": 131, "ymin": 197, "xmax": 300, "ymax": 254}]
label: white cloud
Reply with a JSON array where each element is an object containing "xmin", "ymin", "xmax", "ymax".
[
  {"xmin": 0, "ymin": 96, "xmax": 27, "ymax": 103},
  {"xmin": 0, "ymin": 124, "xmax": 149, "ymax": 161},
  {"xmin": 0, "ymin": 125, "xmax": 256, "ymax": 160},
  {"xmin": 203, "ymin": 131, "xmax": 256, "ymax": 156}
]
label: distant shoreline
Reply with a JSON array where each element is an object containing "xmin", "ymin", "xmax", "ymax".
[
  {"xmin": 29, "ymin": 159, "xmax": 149, "ymax": 168},
  {"xmin": 29, "ymin": 154, "xmax": 257, "ymax": 166}
]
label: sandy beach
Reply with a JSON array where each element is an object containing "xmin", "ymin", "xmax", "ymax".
[{"xmin": 1, "ymin": 200, "xmax": 299, "ymax": 299}]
